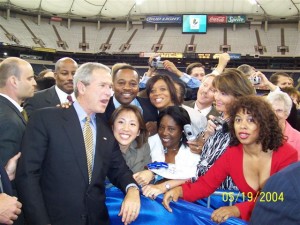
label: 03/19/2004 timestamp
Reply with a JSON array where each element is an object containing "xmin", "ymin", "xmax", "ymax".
[{"xmin": 222, "ymin": 191, "xmax": 284, "ymax": 203}]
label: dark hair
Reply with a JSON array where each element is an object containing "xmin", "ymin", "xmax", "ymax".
[
  {"xmin": 35, "ymin": 77, "xmax": 56, "ymax": 91},
  {"xmin": 111, "ymin": 63, "xmax": 139, "ymax": 82},
  {"xmin": 109, "ymin": 105, "xmax": 148, "ymax": 148},
  {"xmin": 173, "ymin": 80, "xmax": 186, "ymax": 104},
  {"xmin": 145, "ymin": 73, "xmax": 180, "ymax": 107},
  {"xmin": 213, "ymin": 68, "xmax": 255, "ymax": 97},
  {"xmin": 157, "ymin": 106, "xmax": 191, "ymax": 147},
  {"xmin": 229, "ymin": 95, "xmax": 285, "ymax": 152},
  {"xmin": 186, "ymin": 62, "xmax": 205, "ymax": 75},
  {"xmin": 269, "ymin": 72, "xmax": 291, "ymax": 85}
]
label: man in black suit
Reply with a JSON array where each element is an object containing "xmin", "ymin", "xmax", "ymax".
[
  {"xmin": 24, "ymin": 57, "xmax": 78, "ymax": 117},
  {"xmin": 0, "ymin": 153, "xmax": 22, "ymax": 225},
  {"xmin": 16, "ymin": 62, "xmax": 140, "ymax": 225},
  {"xmin": 0, "ymin": 57, "xmax": 36, "ymax": 167},
  {"xmin": 106, "ymin": 63, "xmax": 158, "ymax": 135},
  {"xmin": 250, "ymin": 162, "xmax": 300, "ymax": 224}
]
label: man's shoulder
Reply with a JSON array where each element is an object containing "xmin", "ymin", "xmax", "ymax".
[
  {"xmin": 136, "ymin": 96, "xmax": 157, "ymax": 111},
  {"xmin": 273, "ymin": 161, "xmax": 300, "ymax": 180},
  {"xmin": 31, "ymin": 86, "xmax": 55, "ymax": 98},
  {"xmin": 136, "ymin": 96, "xmax": 151, "ymax": 105},
  {"xmin": 183, "ymin": 100, "xmax": 195, "ymax": 108},
  {"xmin": 31, "ymin": 105, "xmax": 73, "ymax": 120},
  {"xmin": 0, "ymin": 97, "xmax": 20, "ymax": 118}
]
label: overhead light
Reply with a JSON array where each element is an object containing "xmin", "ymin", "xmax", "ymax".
[
  {"xmin": 136, "ymin": 0, "xmax": 144, "ymax": 5},
  {"xmin": 249, "ymin": 0, "xmax": 257, "ymax": 5}
]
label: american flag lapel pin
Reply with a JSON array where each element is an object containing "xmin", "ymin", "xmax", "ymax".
[{"xmin": 103, "ymin": 137, "xmax": 107, "ymax": 140}]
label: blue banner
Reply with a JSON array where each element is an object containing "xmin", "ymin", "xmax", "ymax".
[
  {"xmin": 146, "ymin": 15, "xmax": 182, "ymax": 24},
  {"xmin": 106, "ymin": 186, "xmax": 248, "ymax": 225}
]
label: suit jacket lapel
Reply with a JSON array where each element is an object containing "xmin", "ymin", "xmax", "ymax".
[
  {"xmin": 62, "ymin": 106, "xmax": 89, "ymax": 184},
  {"xmin": 91, "ymin": 114, "xmax": 112, "ymax": 185},
  {"xmin": 0, "ymin": 96, "xmax": 26, "ymax": 125},
  {"xmin": 104, "ymin": 97, "xmax": 115, "ymax": 120}
]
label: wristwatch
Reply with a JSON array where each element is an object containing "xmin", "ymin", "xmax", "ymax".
[{"xmin": 165, "ymin": 183, "xmax": 171, "ymax": 191}]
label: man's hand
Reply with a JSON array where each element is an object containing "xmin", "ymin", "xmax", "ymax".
[
  {"xmin": 163, "ymin": 60, "xmax": 183, "ymax": 77},
  {"xmin": 56, "ymin": 102, "xmax": 72, "ymax": 108},
  {"xmin": 145, "ymin": 121, "xmax": 157, "ymax": 137},
  {"xmin": 118, "ymin": 187, "xmax": 140, "ymax": 225},
  {"xmin": 162, "ymin": 186, "xmax": 183, "ymax": 212},
  {"xmin": 133, "ymin": 170, "xmax": 154, "ymax": 186},
  {"xmin": 215, "ymin": 53, "xmax": 230, "ymax": 74},
  {"xmin": 5, "ymin": 152, "xmax": 21, "ymax": 181},
  {"xmin": 211, "ymin": 206, "xmax": 240, "ymax": 223},
  {"xmin": 0, "ymin": 193, "xmax": 22, "ymax": 224}
]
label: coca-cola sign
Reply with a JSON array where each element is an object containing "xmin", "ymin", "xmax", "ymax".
[{"xmin": 208, "ymin": 15, "xmax": 226, "ymax": 24}]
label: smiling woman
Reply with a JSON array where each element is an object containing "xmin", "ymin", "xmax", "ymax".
[
  {"xmin": 146, "ymin": 74, "xmax": 180, "ymax": 111},
  {"xmin": 109, "ymin": 105, "xmax": 151, "ymax": 173},
  {"xmin": 133, "ymin": 106, "xmax": 200, "ymax": 199}
]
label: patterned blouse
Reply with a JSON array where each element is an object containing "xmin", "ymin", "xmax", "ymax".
[{"xmin": 194, "ymin": 124, "xmax": 238, "ymax": 190}]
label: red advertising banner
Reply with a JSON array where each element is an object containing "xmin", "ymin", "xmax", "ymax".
[
  {"xmin": 50, "ymin": 17, "xmax": 62, "ymax": 22},
  {"xmin": 208, "ymin": 15, "xmax": 226, "ymax": 24}
]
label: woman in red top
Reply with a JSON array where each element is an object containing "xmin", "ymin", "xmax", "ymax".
[{"xmin": 162, "ymin": 95, "xmax": 298, "ymax": 223}]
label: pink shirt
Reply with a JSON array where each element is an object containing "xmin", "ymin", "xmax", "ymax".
[{"xmin": 284, "ymin": 121, "xmax": 300, "ymax": 160}]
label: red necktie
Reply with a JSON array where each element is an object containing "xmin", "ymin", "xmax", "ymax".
[{"xmin": 67, "ymin": 95, "xmax": 73, "ymax": 103}]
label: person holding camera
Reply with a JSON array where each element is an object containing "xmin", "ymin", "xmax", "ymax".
[
  {"xmin": 133, "ymin": 106, "xmax": 200, "ymax": 199},
  {"xmin": 189, "ymin": 68, "xmax": 256, "ymax": 190},
  {"xmin": 162, "ymin": 95, "xmax": 297, "ymax": 223},
  {"xmin": 136, "ymin": 69, "xmax": 256, "ymax": 201},
  {"xmin": 139, "ymin": 53, "xmax": 230, "ymax": 90}
]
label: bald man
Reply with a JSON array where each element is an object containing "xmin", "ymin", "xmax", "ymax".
[
  {"xmin": 0, "ymin": 57, "xmax": 36, "ymax": 166},
  {"xmin": 24, "ymin": 57, "xmax": 78, "ymax": 117},
  {"xmin": 0, "ymin": 57, "xmax": 35, "ymax": 225}
]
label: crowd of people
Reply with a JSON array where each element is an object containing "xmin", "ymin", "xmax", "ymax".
[{"xmin": 0, "ymin": 53, "xmax": 299, "ymax": 225}]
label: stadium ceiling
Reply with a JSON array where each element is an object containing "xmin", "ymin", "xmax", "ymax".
[{"xmin": 0, "ymin": 0, "xmax": 299, "ymax": 22}]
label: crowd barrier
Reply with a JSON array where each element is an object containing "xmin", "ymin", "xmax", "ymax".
[{"xmin": 106, "ymin": 186, "xmax": 248, "ymax": 225}]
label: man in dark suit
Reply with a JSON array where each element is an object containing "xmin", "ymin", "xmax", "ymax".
[
  {"xmin": 0, "ymin": 153, "xmax": 22, "ymax": 224},
  {"xmin": 183, "ymin": 74, "xmax": 220, "ymax": 120},
  {"xmin": 0, "ymin": 57, "xmax": 36, "ymax": 167},
  {"xmin": 105, "ymin": 63, "xmax": 158, "ymax": 135},
  {"xmin": 24, "ymin": 57, "xmax": 78, "ymax": 117},
  {"xmin": 250, "ymin": 162, "xmax": 300, "ymax": 224},
  {"xmin": 16, "ymin": 62, "xmax": 140, "ymax": 225}
]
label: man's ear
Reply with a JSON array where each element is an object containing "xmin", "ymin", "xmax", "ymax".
[
  {"xmin": 77, "ymin": 81, "xmax": 86, "ymax": 95},
  {"xmin": 54, "ymin": 72, "xmax": 58, "ymax": 80},
  {"xmin": 8, "ymin": 75, "xmax": 18, "ymax": 88}
]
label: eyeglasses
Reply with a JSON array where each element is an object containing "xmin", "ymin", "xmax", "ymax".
[{"xmin": 274, "ymin": 109, "xmax": 285, "ymax": 114}]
